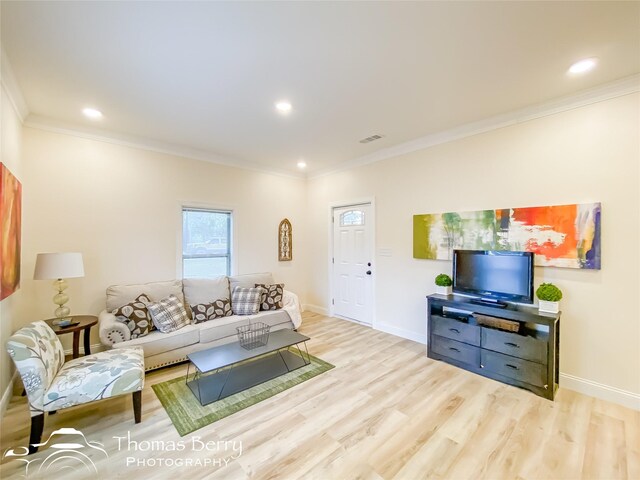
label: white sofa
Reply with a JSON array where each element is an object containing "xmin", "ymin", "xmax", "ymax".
[{"xmin": 99, "ymin": 273, "xmax": 302, "ymax": 371}]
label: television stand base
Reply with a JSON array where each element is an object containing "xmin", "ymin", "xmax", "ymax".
[
  {"xmin": 470, "ymin": 299, "xmax": 508, "ymax": 309},
  {"xmin": 426, "ymin": 294, "xmax": 561, "ymax": 401}
]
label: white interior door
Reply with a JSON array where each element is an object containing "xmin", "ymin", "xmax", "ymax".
[{"xmin": 332, "ymin": 204, "xmax": 374, "ymax": 325}]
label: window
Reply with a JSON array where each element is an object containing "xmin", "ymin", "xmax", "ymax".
[
  {"xmin": 182, "ymin": 208, "xmax": 232, "ymax": 277},
  {"xmin": 340, "ymin": 209, "xmax": 365, "ymax": 226}
]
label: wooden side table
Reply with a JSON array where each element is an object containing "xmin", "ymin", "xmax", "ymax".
[{"xmin": 44, "ymin": 315, "xmax": 99, "ymax": 359}]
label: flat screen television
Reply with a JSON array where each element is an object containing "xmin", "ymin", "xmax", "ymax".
[{"xmin": 453, "ymin": 250, "xmax": 534, "ymax": 305}]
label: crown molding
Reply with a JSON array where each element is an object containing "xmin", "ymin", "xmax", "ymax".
[
  {"xmin": 14, "ymin": 71, "xmax": 640, "ymax": 180},
  {"xmin": 24, "ymin": 115, "xmax": 305, "ymax": 180},
  {"xmin": 1, "ymin": 49, "xmax": 29, "ymax": 122},
  {"xmin": 3, "ymin": 44, "xmax": 296, "ymax": 178},
  {"xmin": 309, "ymin": 74, "xmax": 640, "ymax": 178}
]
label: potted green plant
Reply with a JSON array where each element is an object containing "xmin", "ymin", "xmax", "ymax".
[
  {"xmin": 536, "ymin": 283, "xmax": 562, "ymax": 313},
  {"xmin": 435, "ymin": 274, "xmax": 453, "ymax": 295}
]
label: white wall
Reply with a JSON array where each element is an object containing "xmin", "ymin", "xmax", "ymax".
[
  {"xmin": 18, "ymin": 127, "xmax": 308, "ymax": 351},
  {"xmin": 0, "ymin": 82, "xmax": 24, "ymax": 403},
  {"xmin": 307, "ymin": 93, "xmax": 640, "ymax": 403},
  {"xmin": 4, "ymin": 85, "xmax": 639, "ymax": 410}
]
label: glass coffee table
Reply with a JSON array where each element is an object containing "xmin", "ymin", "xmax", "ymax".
[{"xmin": 185, "ymin": 329, "xmax": 311, "ymax": 406}]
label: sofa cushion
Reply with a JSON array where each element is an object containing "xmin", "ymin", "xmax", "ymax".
[
  {"xmin": 252, "ymin": 309, "xmax": 293, "ymax": 328},
  {"xmin": 191, "ymin": 299, "xmax": 233, "ymax": 324},
  {"xmin": 106, "ymin": 280, "xmax": 184, "ymax": 312},
  {"xmin": 229, "ymin": 273, "xmax": 274, "ymax": 293},
  {"xmin": 183, "ymin": 276, "xmax": 230, "ymax": 305},
  {"xmin": 231, "ymin": 287, "xmax": 263, "ymax": 315},
  {"xmin": 197, "ymin": 310, "xmax": 293, "ymax": 345},
  {"xmin": 112, "ymin": 294, "xmax": 153, "ymax": 338},
  {"xmin": 148, "ymin": 294, "xmax": 190, "ymax": 333},
  {"xmin": 113, "ymin": 325, "xmax": 199, "ymax": 357},
  {"xmin": 197, "ymin": 315, "xmax": 251, "ymax": 344},
  {"xmin": 256, "ymin": 283, "xmax": 284, "ymax": 311}
]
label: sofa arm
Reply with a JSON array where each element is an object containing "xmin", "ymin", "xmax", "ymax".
[
  {"xmin": 282, "ymin": 290, "xmax": 302, "ymax": 329},
  {"xmin": 99, "ymin": 310, "xmax": 131, "ymax": 346}
]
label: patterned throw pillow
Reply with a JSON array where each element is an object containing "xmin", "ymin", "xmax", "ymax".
[
  {"xmin": 191, "ymin": 299, "xmax": 233, "ymax": 324},
  {"xmin": 255, "ymin": 283, "xmax": 284, "ymax": 311},
  {"xmin": 147, "ymin": 294, "xmax": 190, "ymax": 333},
  {"xmin": 231, "ymin": 286, "xmax": 263, "ymax": 315},
  {"xmin": 113, "ymin": 294, "xmax": 153, "ymax": 339}
]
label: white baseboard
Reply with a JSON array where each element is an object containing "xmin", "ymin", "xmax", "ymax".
[
  {"xmin": 367, "ymin": 323, "xmax": 639, "ymax": 411},
  {"xmin": 375, "ymin": 322, "xmax": 426, "ymax": 345},
  {"xmin": 1, "ymin": 371, "xmax": 18, "ymax": 418},
  {"xmin": 560, "ymin": 373, "xmax": 640, "ymax": 411},
  {"xmin": 301, "ymin": 309, "xmax": 640, "ymax": 411},
  {"xmin": 303, "ymin": 304, "xmax": 329, "ymax": 316}
]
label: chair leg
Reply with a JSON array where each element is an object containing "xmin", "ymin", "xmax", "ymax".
[
  {"xmin": 29, "ymin": 414, "xmax": 45, "ymax": 455},
  {"xmin": 133, "ymin": 391, "xmax": 142, "ymax": 424}
]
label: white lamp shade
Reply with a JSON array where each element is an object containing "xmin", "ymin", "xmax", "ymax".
[{"xmin": 34, "ymin": 253, "xmax": 85, "ymax": 280}]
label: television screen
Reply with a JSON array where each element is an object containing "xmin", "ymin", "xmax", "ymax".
[{"xmin": 453, "ymin": 250, "xmax": 534, "ymax": 304}]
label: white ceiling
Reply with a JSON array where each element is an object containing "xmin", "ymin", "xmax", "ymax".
[{"xmin": 2, "ymin": 1, "xmax": 639, "ymax": 175}]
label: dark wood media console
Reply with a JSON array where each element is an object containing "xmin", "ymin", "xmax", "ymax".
[{"xmin": 427, "ymin": 294, "xmax": 560, "ymax": 400}]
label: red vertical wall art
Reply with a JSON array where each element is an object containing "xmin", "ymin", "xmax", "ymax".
[{"xmin": 0, "ymin": 163, "xmax": 22, "ymax": 300}]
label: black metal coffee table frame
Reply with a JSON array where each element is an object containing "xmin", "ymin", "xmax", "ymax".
[{"xmin": 185, "ymin": 329, "xmax": 311, "ymax": 406}]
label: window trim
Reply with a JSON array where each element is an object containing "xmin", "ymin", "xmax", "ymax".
[{"xmin": 179, "ymin": 203, "xmax": 237, "ymax": 278}]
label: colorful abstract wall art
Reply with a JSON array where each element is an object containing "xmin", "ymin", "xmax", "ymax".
[
  {"xmin": 413, "ymin": 202, "xmax": 601, "ymax": 269},
  {"xmin": 1, "ymin": 163, "xmax": 22, "ymax": 300}
]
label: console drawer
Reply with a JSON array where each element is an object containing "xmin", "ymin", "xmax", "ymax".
[
  {"xmin": 431, "ymin": 335, "xmax": 480, "ymax": 366},
  {"xmin": 481, "ymin": 327, "xmax": 547, "ymax": 364},
  {"xmin": 432, "ymin": 315, "xmax": 480, "ymax": 346},
  {"xmin": 481, "ymin": 350, "xmax": 547, "ymax": 388}
]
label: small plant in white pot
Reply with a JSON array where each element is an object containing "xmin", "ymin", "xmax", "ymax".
[
  {"xmin": 536, "ymin": 283, "xmax": 562, "ymax": 313},
  {"xmin": 435, "ymin": 274, "xmax": 453, "ymax": 295}
]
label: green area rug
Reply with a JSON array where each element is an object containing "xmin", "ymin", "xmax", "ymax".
[{"xmin": 152, "ymin": 353, "xmax": 334, "ymax": 436}]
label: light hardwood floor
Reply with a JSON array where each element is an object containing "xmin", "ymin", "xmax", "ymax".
[{"xmin": 1, "ymin": 312, "xmax": 638, "ymax": 479}]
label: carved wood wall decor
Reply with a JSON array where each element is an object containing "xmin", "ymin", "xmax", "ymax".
[{"xmin": 278, "ymin": 218, "xmax": 292, "ymax": 261}]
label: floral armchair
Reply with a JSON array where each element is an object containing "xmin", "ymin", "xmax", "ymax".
[{"xmin": 6, "ymin": 321, "xmax": 145, "ymax": 454}]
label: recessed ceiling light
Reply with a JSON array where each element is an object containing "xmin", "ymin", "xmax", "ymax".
[
  {"xmin": 568, "ymin": 58, "xmax": 598, "ymax": 75},
  {"xmin": 297, "ymin": 161, "xmax": 307, "ymax": 169},
  {"xmin": 275, "ymin": 101, "xmax": 292, "ymax": 114},
  {"xmin": 82, "ymin": 107, "xmax": 103, "ymax": 119}
]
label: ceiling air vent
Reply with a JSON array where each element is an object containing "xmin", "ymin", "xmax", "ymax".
[{"xmin": 359, "ymin": 134, "xmax": 383, "ymax": 144}]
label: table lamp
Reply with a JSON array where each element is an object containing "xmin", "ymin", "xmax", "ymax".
[{"xmin": 34, "ymin": 252, "xmax": 85, "ymax": 321}]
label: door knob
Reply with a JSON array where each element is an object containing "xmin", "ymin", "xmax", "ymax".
[{"xmin": 366, "ymin": 270, "xmax": 372, "ymax": 275}]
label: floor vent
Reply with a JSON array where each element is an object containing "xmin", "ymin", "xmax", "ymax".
[{"xmin": 359, "ymin": 134, "xmax": 383, "ymax": 144}]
